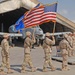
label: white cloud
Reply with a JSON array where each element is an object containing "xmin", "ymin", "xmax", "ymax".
[{"xmin": 59, "ymin": 9, "xmax": 68, "ymax": 15}]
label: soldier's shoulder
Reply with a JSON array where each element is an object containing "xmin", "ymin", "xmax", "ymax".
[
  {"xmin": 2, "ymin": 39, "xmax": 7, "ymax": 42},
  {"xmin": 60, "ymin": 39, "xmax": 67, "ymax": 43},
  {"xmin": 63, "ymin": 39, "xmax": 69, "ymax": 44},
  {"xmin": 46, "ymin": 37, "xmax": 52, "ymax": 41},
  {"xmin": 1, "ymin": 39, "xmax": 7, "ymax": 45},
  {"xmin": 59, "ymin": 40, "xmax": 63, "ymax": 44},
  {"xmin": 25, "ymin": 37, "xmax": 31, "ymax": 41}
]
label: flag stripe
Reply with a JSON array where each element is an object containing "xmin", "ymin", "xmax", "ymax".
[
  {"xmin": 28, "ymin": 8, "xmax": 44, "ymax": 14},
  {"xmin": 25, "ymin": 18, "xmax": 56, "ymax": 26},
  {"xmin": 24, "ymin": 12, "xmax": 56, "ymax": 22},
  {"xmin": 24, "ymin": 8, "xmax": 44, "ymax": 19},
  {"xmin": 24, "ymin": 12, "xmax": 56, "ymax": 23},
  {"xmin": 24, "ymin": 12, "xmax": 56, "ymax": 25},
  {"xmin": 25, "ymin": 19, "xmax": 56, "ymax": 28},
  {"xmin": 24, "ymin": 12, "xmax": 43, "ymax": 20},
  {"xmin": 23, "ymin": 3, "xmax": 57, "ymax": 28},
  {"xmin": 24, "ymin": 16, "xmax": 56, "ymax": 25}
]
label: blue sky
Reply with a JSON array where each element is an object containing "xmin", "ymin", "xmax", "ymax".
[{"xmin": 38, "ymin": 0, "xmax": 75, "ymax": 23}]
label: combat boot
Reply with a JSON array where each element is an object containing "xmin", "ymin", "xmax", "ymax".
[
  {"xmin": 42, "ymin": 68, "xmax": 48, "ymax": 72},
  {"xmin": 21, "ymin": 68, "xmax": 26, "ymax": 73},
  {"xmin": 7, "ymin": 69, "xmax": 14, "ymax": 74},
  {"xmin": 31, "ymin": 67, "xmax": 37, "ymax": 72},
  {"xmin": 0, "ymin": 71, "xmax": 7, "ymax": 75},
  {"xmin": 0, "ymin": 69, "xmax": 6, "ymax": 75},
  {"xmin": 65, "ymin": 65, "xmax": 70, "ymax": 71},
  {"xmin": 51, "ymin": 67, "xmax": 56, "ymax": 71},
  {"xmin": 61, "ymin": 68, "xmax": 66, "ymax": 71},
  {"xmin": 61, "ymin": 64, "xmax": 67, "ymax": 71}
]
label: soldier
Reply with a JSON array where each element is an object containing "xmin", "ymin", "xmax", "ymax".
[
  {"xmin": 59, "ymin": 34, "xmax": 72, "ymax": 71},
  {"xmin": 21, "ymin": 31, "xmax": 36, "ymax": 73},
  {"xmin": 0, "ymin": 33, "xmax": 14, "ymax": 74},
  {"xmin": 42, "ymin": 32, "xmax": 56, "ymax": 72},
  {"xmin": 68, "ymin": 33, "xmax": 73, "ymax": 57},
  {"xmin": 71, "ymin": 32, "xmax": 75, "ymax": 56}
]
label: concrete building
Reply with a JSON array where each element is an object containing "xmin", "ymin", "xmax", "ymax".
[{"xmin": 0, "ymin": 0, "xmax": 75, "ymax": 33}]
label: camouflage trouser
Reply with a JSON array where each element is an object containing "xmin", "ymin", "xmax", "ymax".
[
  {"xmin": 22, "ymin": 54, "xmax": 33, "ymax": 70},
  {"xmin": 71, "ymin": 47, "xmax": 75, "ymax": 56},
  {"xmin": 68, "ymin": 49, "xmax": 72, "ymax": 57},
  {"xmin": 0, "ymin": 54, "xmax": 10, "ymax": 71},
  {"xmin": 62, "ymin": 54, "xmax": 68, "ymax": 67},
  {"xmin": 43, "ymin": 55, "xmax": 54, "ymax": 69}
]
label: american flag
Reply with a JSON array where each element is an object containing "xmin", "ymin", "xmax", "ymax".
[{"xmin": 23, "ymin": 3, "xmax": 57, "ymax": 28}]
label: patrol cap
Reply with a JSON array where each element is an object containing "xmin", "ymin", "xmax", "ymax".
[
  {"xmin": 26, "ymin": 31, "xmax": 31, "ymax": 36},
  {"xmin": 3, "ymin": 33, "xmax": 9, "ymax": 37},
  {"xmin": 45, "ymin": 32, "xmax": 50, "ymax": 36}
]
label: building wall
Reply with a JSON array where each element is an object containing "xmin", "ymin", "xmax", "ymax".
[
  {"xmin": 40, "ymin": 22, "xmax": 72, "ymax": 33},
  {"xmin": 0, "ymin": 8, "xmax": 72, "ymax": 33},
  {"xmin": 0, "ymin": 8, "xmax": 27, "ymax": 32}
]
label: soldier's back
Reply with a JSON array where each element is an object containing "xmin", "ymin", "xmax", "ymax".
[
  {"xmin": 59, "ymin": 39, "xmax": 68, "ymax": 49},
  {"xmin": 1, "ymin": 39, "xmax": 9, "ymax": 48}
]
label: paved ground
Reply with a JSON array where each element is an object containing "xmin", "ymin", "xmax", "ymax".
[{"xmin": 0, "ymin": 46, "xmax": 75, "ymax": 75}]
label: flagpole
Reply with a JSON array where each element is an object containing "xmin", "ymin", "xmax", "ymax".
[
  {"xmin": 53, "ymin": 22, "xmax": 56, "ymax": 35},
  {"xmin": 32, "ymin": 26, "xmax": 36, "ymax": 40}
]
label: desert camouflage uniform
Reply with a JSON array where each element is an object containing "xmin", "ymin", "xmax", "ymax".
[
  {"xmin": 67, "ymin": 34, "xmax": 73, "ymax": 57},
  {"xmin": 59, "ymin": 38, "xmax": 72, "ymax": 71},
  {"xmin": 42, "ymin": 33, "xmax": 56, "ymax": 72},
  {"xmin": 71, "ymin": 34, "xmax": 75, "ymax": 56},
  {"xmin": 0, "ymin": 35, "xmax": 13, "ymax": 74},
  {"xmin": 1, "ymin": 39, "xmax": 10, "ymax": 69},
  {"xmin": 21, "ymin": 32, "xmax": 36, "ymax": 73}
]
